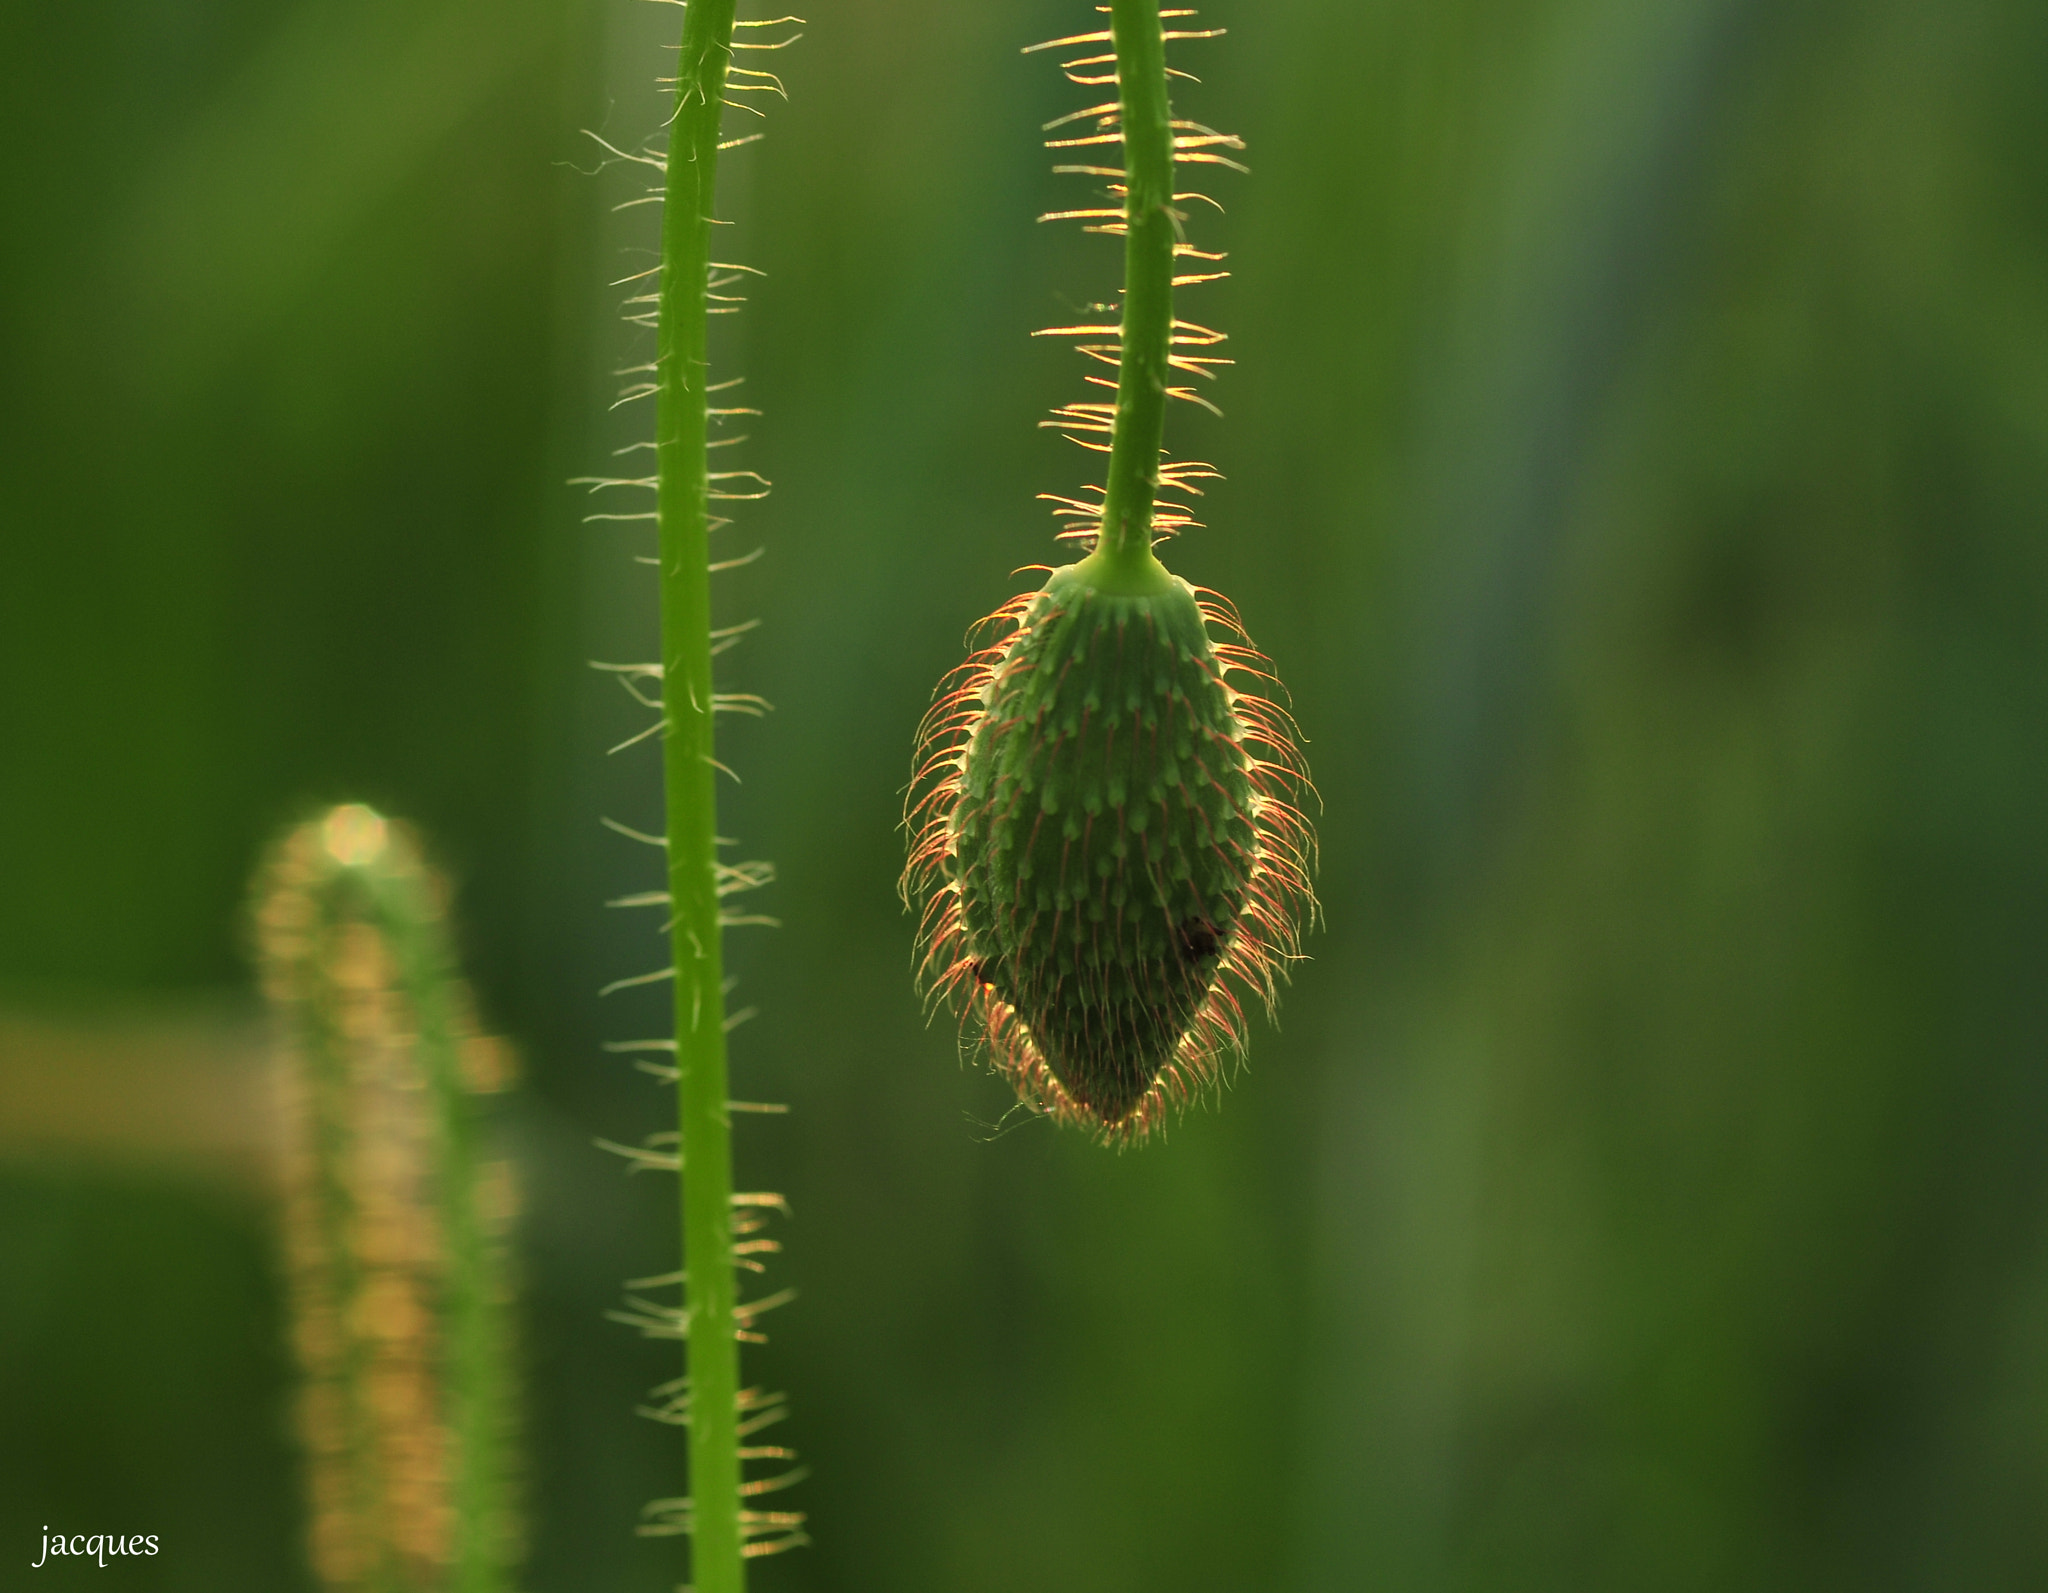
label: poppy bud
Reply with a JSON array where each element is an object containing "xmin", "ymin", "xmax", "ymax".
[{"xmin": 906, "ymin": 559, "xmax": 1316, "ymax": 1140}]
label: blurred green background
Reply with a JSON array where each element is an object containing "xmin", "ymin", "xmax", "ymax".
[{"xmin": 4, "ymin": 0, "xmax": 2047, "ymax": 1587}]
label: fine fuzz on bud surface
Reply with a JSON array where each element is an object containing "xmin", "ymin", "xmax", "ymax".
[{"xmin": 907, "ymin": 561, "xmax": 1315, "ymax": 1141}]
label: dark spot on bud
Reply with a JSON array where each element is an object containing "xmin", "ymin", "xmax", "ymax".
[{"xmin": 1176, "ymin": 917, "xmax": 1220, "ymax": 964}]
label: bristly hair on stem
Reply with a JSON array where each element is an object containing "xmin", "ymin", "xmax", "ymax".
[
  {"xmin": 902, "ymin": 3, "xmax": 1317, "ymax": 1145},
  {"xmin": 1027, "ymin": 0, "xmax": 1246, "ymax": 577},
  {"xmin": 584, "ymin": 3, "xmax": 807, "ymax": 1589}
]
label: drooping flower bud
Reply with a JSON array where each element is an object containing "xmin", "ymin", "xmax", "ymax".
[{"xmin": 906, "ymin": 560, "xmax": 1316, "ymax": 1140}]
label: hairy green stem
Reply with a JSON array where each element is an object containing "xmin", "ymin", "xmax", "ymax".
[
  {"xmin": 1091, "ymin": 0, "xmax": 1175, "ymax": 586},
  {"xmin": 656, "ymin": 1, "xmax": 745, "ymax": 1589},
  {"xmin": 366, "ymin": 854, "xmax": 509, "ymax": 1593},
  {"xmin": 256, "ymin": 807, "xmax": 517, "ymax": 1592}
]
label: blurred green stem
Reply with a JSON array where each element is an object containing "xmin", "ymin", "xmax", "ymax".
[
  {"xmin": 362, "ymin": 855, "xmax": 507, "ymax": 1593},
  {"xmin": 257, "ymin": 807, "xmax": 516, "ymax": 1592},
  {"xmin": 656, "ymin": 1, "xmax": 745, "ymax": 1589},
  {"xmin": 1088, "ymin": 0, "xmax": 1174, "ymax": 589}
]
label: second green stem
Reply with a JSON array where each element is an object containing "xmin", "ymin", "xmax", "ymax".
[
  {"xmin": 657, "ymin": 1, "xmax": 744, "ymax": 1589},
  {"xmin": 1092, "ymin": 0, "xmax": 1175, "ymax": 585}
]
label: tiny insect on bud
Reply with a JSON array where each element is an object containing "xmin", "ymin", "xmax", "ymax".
[{"xmin": 905, "ymin": 558, "xmax": 1316, "ymax": 1141}]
